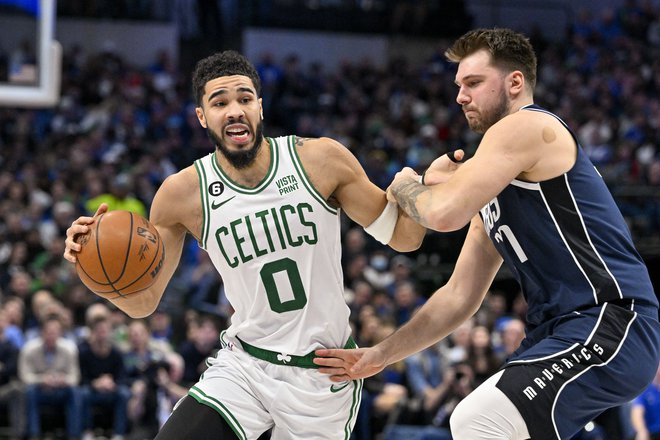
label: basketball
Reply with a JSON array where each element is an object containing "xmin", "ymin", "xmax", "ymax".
[{"xmin": 75, "ymin": 210, "xmax": 165, "ymax": 300}]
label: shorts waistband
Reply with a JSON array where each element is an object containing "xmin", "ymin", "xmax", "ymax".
[
  {"xmin": 607, "ymin": 298, "xmax": 658, "ymax": 319},
  {"xmin": 236, "ymin": 336, "xmax": 357, "ymax": 369}
]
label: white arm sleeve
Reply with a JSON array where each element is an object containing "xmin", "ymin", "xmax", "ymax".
[{"xmin": 364, "ymin": 201, "xmax": 398, "ymax": 245}]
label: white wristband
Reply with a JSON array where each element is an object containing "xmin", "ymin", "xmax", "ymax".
[{"xmin": 364, "ymin": 201, "xmax": 398, "ymax": 245}]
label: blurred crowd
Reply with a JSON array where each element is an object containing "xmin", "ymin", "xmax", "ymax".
[{"xmin": 0, "ymin": 0, "xmax": 659, "ymax": 439}]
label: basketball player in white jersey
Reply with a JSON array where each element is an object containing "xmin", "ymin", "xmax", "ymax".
[{"xmin": 63, "ymin": 50, "xmax": 460, "ymax": 439}]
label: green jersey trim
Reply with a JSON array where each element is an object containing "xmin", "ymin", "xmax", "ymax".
[
  {"xmin": 189, "ymin": 386, "xmax": 248, "ymax": 440},
  {"xmin": 344, "ymin": 379, "xmax": 363, "ymax": 440},
  {"xmin": 210, "ymin": 138, "xmax": 279, "ymax": 194},
  {"xmin": 287, "ymin": 136, "xmax": 337, "ymax": 215},
  {"xmin": 194, "ymin": 158, "xmax": 211, "ymax": 249}
]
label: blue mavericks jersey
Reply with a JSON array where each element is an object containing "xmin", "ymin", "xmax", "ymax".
[{"xmin": 479, "ymin": 104, "xmax": 657, "ymax": 326}]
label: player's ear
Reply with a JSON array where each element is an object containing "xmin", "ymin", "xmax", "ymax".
[
  {"xmin": 259, "ymin": 98, "xmax": 264, "ymax": 120},
  {"xmin": 196, "ymin": 106, "xmax": 207, "ymax": 128},
  {"xmin": 509, "ymin": 71, "xmax": 525, "ymax": 97}
]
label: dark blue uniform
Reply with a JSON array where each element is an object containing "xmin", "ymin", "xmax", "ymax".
[{"xmin": 479, "ymin": 104, "xmax": 660, "ymax": 439}]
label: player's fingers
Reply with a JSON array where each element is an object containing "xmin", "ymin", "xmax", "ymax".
[
  {"xmin": 72, "ymin": 215, "xmax": 95, "ymax": 227},
  {"xmin": 329, "ymin": 374, "xmax": 353, "ymax": 382},
  {"xmin": 94, "ymin": 203, "xmax": 109, "ymax": 217},
  {"xmin": 63, "ymin": 249, "xmax": 77, "ymax": 263},
  {"xmin": 313, "ymin": 356, "xmax": 346, "ymax": 368},
  {"xmin": 316, "ymin": 366, "xmax": 349, "ymax": 377},
  {"xmin": 446, "ymin": 149, "xmax": 465, "ymax": 163},
  {"xmin": 314, "ymin": 348, "xmax": 349, "ymax": 359}
]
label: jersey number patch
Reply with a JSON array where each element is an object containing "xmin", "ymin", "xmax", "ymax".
[{"xmin": 260, "ymin": 257, "xmax": 308, "ymax": 312}]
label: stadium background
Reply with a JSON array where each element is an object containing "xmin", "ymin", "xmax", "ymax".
[{"xmin": 0, "ymin": 0, "xmax": 658, "ymax": 439}]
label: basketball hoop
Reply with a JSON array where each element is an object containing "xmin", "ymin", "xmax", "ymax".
[{"xmin": 0, "ymin": 0, "xmax": 62, "ymax": 108}]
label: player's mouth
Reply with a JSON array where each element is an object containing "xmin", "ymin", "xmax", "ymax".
[{"xmin": 225, "ymin": 124, "xmax": 251, "ymax": 145}]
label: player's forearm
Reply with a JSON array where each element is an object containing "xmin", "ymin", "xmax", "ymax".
[
  {"xmin": 378, "ymin": 287, "xmax": 476, "ymax": 365},
  {"xmin": 391, "ymin": 180, "xmax": 468, "ymax": 232},
  {"xmin": 389, "ymin": 210, "xmax": 425, "ymax": 251}
]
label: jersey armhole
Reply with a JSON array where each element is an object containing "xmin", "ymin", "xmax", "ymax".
[
  {"xmin": 193, "ymin": 157, "xmax": 210, "ymax": 249},
  {"xmin": 286, "ymin": 136, "xmax": 338, "ymax": 215}
]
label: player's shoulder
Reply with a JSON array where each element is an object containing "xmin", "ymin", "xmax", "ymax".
[
  {"xmin": 488, "ymin": 107, "xmax": 566, "ymax": 146},
  {"xmin": 292, "ymin": 135, "xmax": 354, "ymax": 164},
  {"xmin": 500, "ymin": 106, "xmax": 564, "ymax": 131},
  {"xmin": 153, "ymin": 166, "xmax": 199, "ymax": 209},
  {"xmin": 159, "ymin": 165, "xmax": 198, "ymax": 195}
]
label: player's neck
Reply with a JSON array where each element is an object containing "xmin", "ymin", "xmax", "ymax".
[
  {"xmin": 215, "ymin": 139, "xmax": 271, "ymax": 188},
  {"xmin": 511, "ymin": 96, "xmax": 534, "ymax": 114}
]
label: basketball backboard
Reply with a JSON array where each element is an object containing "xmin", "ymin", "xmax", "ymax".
[{"xmin": 0, "ymin": 0, "xmax": 61, "ymax": 107}]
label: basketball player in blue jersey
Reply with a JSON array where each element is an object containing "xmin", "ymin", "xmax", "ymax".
[
  {"xmin": 315, "ymin": 28, "xmax": 660, "ymax": 439},
  {"xmin": 62, "ymin": 51, "xmax": 465, "ymax": 439}
]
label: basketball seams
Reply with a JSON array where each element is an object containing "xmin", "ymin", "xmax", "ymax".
[
  {"xmin": 112, "ymin": 227, "xmax": 164, "ymax": 294},
  {"xmin": 95, "ymin": 212, "xmax": 129, "ymax": 298}
]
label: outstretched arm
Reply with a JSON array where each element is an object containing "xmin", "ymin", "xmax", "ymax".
[
  {"xmin": 314, "ymin": 216, "xmax": 502, "ymax": 380},
  {"xmin": 298, "ymin": 137, "xmax": 426, "ymax": 252}
]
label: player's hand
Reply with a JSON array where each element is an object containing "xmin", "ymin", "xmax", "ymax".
[
  {"xmin": 422, "ymin": 149, "xmax": 465, "ymax": 186},
  {"xmin": 63, "ymin": 203, "xmax": 108, "ymax": 263},
  {"xmin": 386, "ymin": 167, "xmax": 419, "ymax": 202},
  {"xmin": 314, "ymin": 346, "xmax": 387, "ymax": 381}
]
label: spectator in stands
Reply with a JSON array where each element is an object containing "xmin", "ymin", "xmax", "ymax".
[
  {"xmin": 465, "ymin": 325, "xmax": 500, "ymax": 387},
  {"xmin": 123, "ymin": 320, "xmax": 170, "ymax": 439},
  {"xmin": 85, "ymin": 174, "xmax": 147, "ymax": 217},
  {"xmin": 79, "ymin": 315, "xmax": 130, "ymax": 440},
  {"xmin": 496, "ymin": 317, "xmax": 526, "ymax": 362},
  {"xmin": 392, "ymin": 281, "xmax": 424, "ymax": 326},
  {"xmin": 631, "ymin": 362, "xmax": 660, "ymax": 440},
  {"xmin": 154, "ymin": 352, "xmax": 188, "ymax": 429},
  {"xmin": 18, "ymin": 314, "xmax": 82, "ymax": 440},
  {"xmin": 1, "ymin": 297, "xmax": 25, "ymax": 350},
  {"xmin": 0, "ymin": 309, "xmax": 25, "ymax": 440},
  {"xmin": 177, "ymin": 314, "xmax": 221, "ymax": 386}
]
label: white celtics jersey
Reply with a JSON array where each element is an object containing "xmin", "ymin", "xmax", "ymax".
[{"xmin": 194, "ymin": 136, "xmax": 351, "ymax": 355}]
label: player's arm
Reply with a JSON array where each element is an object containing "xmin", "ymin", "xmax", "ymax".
[
  {"xmin": 64, "ymin": 173, "xmax": 189, "ymax": 318},
  {"xmin": 316, "ymin": 137, "xmax": 425, "ymax": 252},
  {"xmin": 389, "ymin": 111, "xmax": 547, "ymax": 232},
  {"xmin": 315, "ymin": 216, "xmax": 502, "ymax": 379},
  {"xmin": 106, "ymin": 174, "xmax": 190, "ymax": 318}
]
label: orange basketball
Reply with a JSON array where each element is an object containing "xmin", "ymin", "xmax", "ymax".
[{"xmin": 75, "ymin": 210, "xmax": 165, "ymax": 300}]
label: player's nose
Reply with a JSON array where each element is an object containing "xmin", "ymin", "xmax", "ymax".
[
  {"xmin": 225, "ymin": 100, "xmax": 245, "ymax": 119},
  {"xmin": 456, "ymin": 86, "xmax": 470, "ymax": 105}
]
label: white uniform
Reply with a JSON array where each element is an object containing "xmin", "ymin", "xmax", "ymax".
[{"xmin": 189, "ymin": 136, "xmax": 362, "ymax": 439}]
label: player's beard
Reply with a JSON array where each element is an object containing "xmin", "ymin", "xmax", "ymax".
[
  {"xmin": 466, "ymin": 90, "xmax": 510, "ymax": 134},
  {"xmin": 208, "ymin": 122, "xmax": 264, "ymax": 169}
]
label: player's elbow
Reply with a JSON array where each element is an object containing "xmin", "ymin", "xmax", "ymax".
[
  {"xmin": 389, "ymin": 234, "xmax": 424, "ymax": 252},
  {"xmin": 124, "ymin": 308, "xmax": 155, "ymax": 319},
  {"xmin": 426, "ymin": 200, "xmax": 471, "ymax": 232},
  {"xmin": 110, "ymin": 295, "xmax": 160, "ymax": 319}
]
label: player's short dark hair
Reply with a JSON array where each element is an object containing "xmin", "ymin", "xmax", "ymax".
[
  {"xmin": 445, "ymin": 28, "xmax": 537, "ymax": 90},
  {"xmin": 192, "ymin": 50, "xmax": 261, "ymax": 106}
]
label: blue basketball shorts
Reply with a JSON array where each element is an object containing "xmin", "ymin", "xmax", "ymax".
[{"xmin": 495, "ymin": 301, "xmax": 660, "ymax": 439}]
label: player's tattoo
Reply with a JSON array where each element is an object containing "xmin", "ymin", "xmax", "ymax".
[
  {"xmin": 392, "ymin": 180, "xmax": 428, "ymax": 224},
  {"xmin": 294, "ymin": 136, "xmax": 313, "ymax": 147}
]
